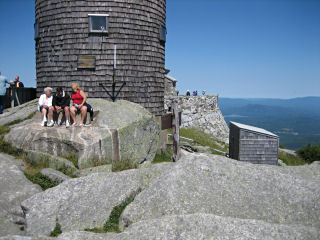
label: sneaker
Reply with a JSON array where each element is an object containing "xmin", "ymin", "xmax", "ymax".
[
  {"xmin": 41, "ymin": 121, "xmax": 45, "ymax": 127},
  {"xmin": 47, "ymin": 121, "xmax": 54, "ymax": 127},
  {"xmin": 66, "ymin": 121, "xmax": 70, "ymax": 128}
]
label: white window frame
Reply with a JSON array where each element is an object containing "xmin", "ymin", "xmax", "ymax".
[{"xmin": 88, "ymin": 14, "xmax": 109, "ymax": 33}]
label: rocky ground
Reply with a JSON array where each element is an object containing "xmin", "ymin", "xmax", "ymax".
[
  {"xmin": 1, "ymin": 152, "xmax": 319, "ymax": 240},
  {"xmin": 1, "ymin": 99, "xmax": 319, "ymax": 239},
  {"xmin": 0, "ymin": 154, "xmax": 42, "ymax": 237}
]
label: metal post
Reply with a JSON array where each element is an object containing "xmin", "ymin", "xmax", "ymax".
[
  {"xmin": 11, "ymin": 87, "xmax": 14, "ymax": 108},
  {"xmin": 110, "ymin": 129, "xmax": 120, "ymax": 163},
  {"xmin": 99, "ymin": 44, "xmax": 126, "ymax": 102},
  {"xmin": 172, "ymin": 99, "xmax": 180, "ymax": 162},
  {"xmin": 15, "ymin": 89, "xmax": 20, "ymax": 106}
]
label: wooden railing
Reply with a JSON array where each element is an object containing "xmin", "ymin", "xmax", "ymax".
[{"xmin": 5, "ymin": 87, "xmax": 36, "ymax": 108}]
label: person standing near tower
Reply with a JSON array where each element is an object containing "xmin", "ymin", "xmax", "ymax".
[
  {"xmin": 13, "ymin": 76, "xmax": 24, "ymax": 88},
  {"xmin": 0, "ymin": 72, "xmax": 11, "ymax": 114}
]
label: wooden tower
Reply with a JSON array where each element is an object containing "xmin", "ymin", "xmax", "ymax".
[{"xmin": 35, "ymin": 0, "xmax": 166, "ymax": 115}]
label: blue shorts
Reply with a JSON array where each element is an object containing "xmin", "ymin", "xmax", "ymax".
[{"xmin": 39, "ymin": 106, "xmax": 49, "ymax": 112}]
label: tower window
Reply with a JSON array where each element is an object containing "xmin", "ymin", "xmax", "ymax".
[
  {"xmin": 89, "ymin": 14, "xmax": 109, "ymax": 33},
  {"xmin": 160, "ymin": 25, "xmax": 167, "ymax": 42}
]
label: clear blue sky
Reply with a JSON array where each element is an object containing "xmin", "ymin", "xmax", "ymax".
[{"xmin": 0, "ymin": 0, "xmax": 319, "ymax": 98}]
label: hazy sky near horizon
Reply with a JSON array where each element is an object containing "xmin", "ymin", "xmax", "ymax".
[{"xmin": 0, "ymin": 0, "xmax": 319, "ymax": 98}]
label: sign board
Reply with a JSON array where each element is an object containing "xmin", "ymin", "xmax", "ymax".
[
  {"xmin": 161, "ymin": 112, "xmax": 182, "ymax": 130},
  {"xmin": 78, "ymin": 56, "xmax": 96, "ymax": 69}
]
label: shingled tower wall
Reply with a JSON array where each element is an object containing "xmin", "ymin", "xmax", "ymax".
[{"xmin": 35, "ymin": 0, "xmax": 166, "ymax": 115}]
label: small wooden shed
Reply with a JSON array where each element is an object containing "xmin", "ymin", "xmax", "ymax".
[{"xmin": 229, "ymin": 121, "xmax": 279, "ymax": 165}]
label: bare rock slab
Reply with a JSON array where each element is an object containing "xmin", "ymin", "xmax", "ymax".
[
  {"xmin": 5, "ymin": 99, "xmax": 159, "ymax": 169},
  {"xmin": 120, "ymin": 153, "xmax": 320, "ymax": 229},
  {"xmin": 76, "ymin": 164, "xmax": 112, "ymax": 177},
  {"xmin": 3, "ymin": 213, "xmax": 318, "ymax": 240},
  {"xmin": 57, "ymin": 231, "xmax": 116, "ymax": 240},
  {"xmin": 0, "ymin": 236, "xmax": 52, "ymax": 240},
  {"xmin": 118, "ymin": 214, "xmax": 319, "ymax": 240},
  {"xmin": 55, "ymin": 214, "xmax": 319, "ymax": 240},
  {"xmin": 0, "ymin": 100, "xmax": 37, "ymax": 126},
  {"xmin": 40, "ymin": 168, "xmax": 71, "ymax": 183},
  {"xmin": 21, "ymin": 171, "xmax": 141, "ymax": 236},
  {"xmin": 0, "ymin": 154, "xmax": 42, "ymax": 237},
  {"xmin": 21, "ymin": 163, "xmax": 173, "ymax": 236},
  {"xmin": 26, "ymin": 151, "xmax": 78, "ymax": 177}
]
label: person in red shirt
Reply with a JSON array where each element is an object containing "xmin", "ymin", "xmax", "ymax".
[{"xmin": 70, "ymin": 83, "xmax": 88, "ymax": 127}]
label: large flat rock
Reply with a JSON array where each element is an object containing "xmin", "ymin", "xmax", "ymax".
[
  {"xmin": 57, "ymin": 232, "xmax": 116, "ymax": 240},
  {"xmin": 0, "ymin": 236, "xmax": 52, "ymax": 240},
  {"xmin": 4, "ymin": 99, "xmax": 159, "ymax": 169},
  {"xmin": 0, "ymin": 100, "xmax": 37, "ymax": 126},
  {"xmin": 0, "ymin": 154, "xmax": 42, "ymax": 237},
  {"xmin": 277, "ymin": 160, "xmax": 320, "ymax": 182},
  {"xmin": 21, "ymin": 163, "xmax": 173, "ymax": 236},
  {"xmin": 120, "ymin": 153, "xmax": 320, "ymax": 229},
  {"xmin": 56, "ymin": 214, "xmax": 319, "ymax": 240},
  {"xmin": 4, "ymin": 213, "xmax": 319, "ymax": 240},
  {"xmin": 25, "ymin": 151, "xmax": 79, "ymax": 177},
  {"xmin": 40, "ymin": 168, "xmax": 71, "ymax": 183}
]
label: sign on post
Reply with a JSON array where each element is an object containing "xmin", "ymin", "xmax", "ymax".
[
  {"xmin": 160, "ymin": 100, "xmax": 181, "ymax": 162},
  {"xmin": 161, "ymin": 112, "xmax": 182, "ymax": 130}
]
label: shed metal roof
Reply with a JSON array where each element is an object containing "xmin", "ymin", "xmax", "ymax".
[
  {"xmin": 230, "ymin": 121, "xmax": 278, "ymax": 138},
  {"xmin": 165, "ymin": 75, "xmax": 178, "ymax": 83}
]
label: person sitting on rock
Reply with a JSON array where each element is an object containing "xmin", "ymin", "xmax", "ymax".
[
  {"xmin": 70, "ymin": 83, "xmax": 88, "ymax": 127},
  {"xmin": 53, "ymin": 87, "xmax": 71, "ymax": 128},
  {"xmin": 38, "ymin": 87, "xmax": 54, "ymax": 127}
]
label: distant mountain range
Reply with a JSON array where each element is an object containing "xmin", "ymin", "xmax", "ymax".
[{"xmin": 219, "ymin": 97, "xmax": 320, "ymax": 150}]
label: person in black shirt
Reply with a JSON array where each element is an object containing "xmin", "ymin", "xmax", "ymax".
[
  {"xmin": 14, "ymin": 76, "xmax": 24, "ymax": 88},
  {"xmin": 53, "ymin": 87, "xmax": 71, "ymax": 128}
]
